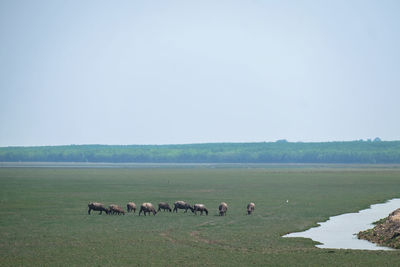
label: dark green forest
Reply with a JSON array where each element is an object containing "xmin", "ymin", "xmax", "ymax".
[{"xmin": 1, "ymin": 140, "xmax": 400, "ymax": 163}]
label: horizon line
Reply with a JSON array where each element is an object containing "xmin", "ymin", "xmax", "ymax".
[{"xmin": 1, "ymin": 138, "xmax": 396, "ymax": 148}]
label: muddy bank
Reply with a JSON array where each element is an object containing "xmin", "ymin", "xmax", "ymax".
[{"xmin": 358, "ymin": 208, "xmax": 400, "ymax": 249}]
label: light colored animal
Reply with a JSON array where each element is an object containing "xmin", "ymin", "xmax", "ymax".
[
  {"xmin": 158, "ymin": 202, "xmax": 172, "ymax": 212},
  {"xmin": 109, "ymin": 204, "xmax": 125, "ymax": 215},
  {"xmin": 173, "ymin": 201, "xmax": 194, "ymax": 213},
  {"xmin": 88, "ymin": 202, "xmax": 109, "ymax": 215},
  {"xmin": 219, "ymin": 202, "xmax": 228, "ymax": 216},
  {"xmin": 193, "ymin": 204, "xmax": 208, "ymax": 215},
  {"xmin": 139, "ymin": 202, "xmax": 157, "ymax": 216},
  {"xmin": 109, "ymin": 204, "xmax": 118, "ymax": 214},
  {"xmin": 127, "ymin": 202, "xmax": 137, "ymax": 213},
  {"xmin": 247, "ymin": 202, "xmax": 255, "ymax": 215}
]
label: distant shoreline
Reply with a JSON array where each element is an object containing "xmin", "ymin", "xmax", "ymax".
[
  {"xmin": 1, "ymin": 141, "xmax": 400, "ymax": 164},
  {"xmin": 2, "ymin": 162, "xmax": 400, "ymax": 169}
]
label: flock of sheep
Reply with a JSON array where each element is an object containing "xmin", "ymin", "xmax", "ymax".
[{"xmin": 88, "ymin": 201, "xmax": 255, "ymax": 216}]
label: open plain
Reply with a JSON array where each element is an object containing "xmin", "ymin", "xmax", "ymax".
[{"xmin": 0, "ymin": 165, "xmax": 400, "ymax": 266}]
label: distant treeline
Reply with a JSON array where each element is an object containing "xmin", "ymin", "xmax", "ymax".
[{"xmin": 1, "ymin": 140, "xmax": 400, "ymax": 164}]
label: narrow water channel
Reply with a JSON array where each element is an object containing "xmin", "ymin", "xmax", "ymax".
[{"xmin": 283, "ymin": 198, "xmax": 400, "ymax": 250}]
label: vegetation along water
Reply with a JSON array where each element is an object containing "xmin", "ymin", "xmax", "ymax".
[{"xmin": 1, "ymin": 140, "xmax": 400, "ymax": 163}]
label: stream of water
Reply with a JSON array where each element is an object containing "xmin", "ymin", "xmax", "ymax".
[{"xmin": 283, "ymin": 198, "xmax": 400, "ymax": 250}]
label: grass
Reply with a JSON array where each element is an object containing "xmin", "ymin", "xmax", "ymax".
[{"xmin": 0, "ymin": 166, "xmax": 400, "ymax": 266}]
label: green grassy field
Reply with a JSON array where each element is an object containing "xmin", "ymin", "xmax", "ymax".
[{"xmin": 1, "ymin": 166, "xmax": 400, "ymax": 266}]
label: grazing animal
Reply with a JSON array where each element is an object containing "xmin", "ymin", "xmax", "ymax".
[
  {"xmin": 109, "ymin": 204, "xmax": 125, "ymax": 215},
  {"xmin": 109, "ymin": 204, "xmax": 118, "ymax": 214},
  {"xmin": 247, "ymin": 202, "xmax": 255, "ymax": 215},
  {"xmin": 173, "ymin": 201, "xmax": 194, "ymax": 213},
  {"xmin": 127, "ymin": 202, "xmax": 137, "ymax": 213},
  {"xmin": 139, "ymin": 202, "xmax": 157, "ymax": 216},
  {"xmin": 88, "ymin": 202, "xmax": 109, "ymax": 215},
  {"xmin": 158, "ymin": 202, "xmax": 172, "ymax": 212},
  {"xmin": 193, "ymin": 204, "xmax": 208, "ymax": 215},
  {"xmin": 219, "ymin": 202, "xmax": 228, "ymax": 216}
]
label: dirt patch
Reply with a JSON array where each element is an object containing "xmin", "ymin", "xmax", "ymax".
[
  {"xmin": 159, "ymin": 232, "xmax": 176, "ymax": 244},
  {"xmin": 358, "ymin": 208, "xmax": 400, "ymax": 249},
  {"xmin": 190, "ymin": 231, "xmax": 218, "ymax": 245},
  {"xmin": 195, "ymin": 220, "xmax": 215, "ymax": 227},
  {"xmin": 189, "ymin": 231, "xmax": 248, "ymax": 252},
  {"xmin": 160, "ymin": 227, "xmax": 248, "ymax": 252}
]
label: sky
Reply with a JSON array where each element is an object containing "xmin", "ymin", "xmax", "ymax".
[{"xmin": 0, "ymin": 0, "xmax": 399, "ymax": 146}]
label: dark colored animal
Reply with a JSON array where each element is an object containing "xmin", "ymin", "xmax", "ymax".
[
  {"xmin": 173, "ymin": 201, "xmax": 194, "ymax": 213},
  {"xmin": 158, "ymin": 202, "xmax": 172, "ymax": 212},
  {"xmin": 219, "ymin": 202, "xmax": 228, "ymax": 216},
  {"xmin": 109, "ymin": 204, "xmax": 125, "ymax": 215},
  {"xmin": 127, "ymin": 202, "xmax": 137, "ymax": 213},
  {"xmin": 88, "ymin": 202, "xmax": 109, "ymax": 215},
  {"xmin": 193, "ymin": 204, "xmax": 208, "ymax": 215},
  {"xmin": 139, "ymin": 202, "xmax": 157, "ymax": 216},
  {"xmin": 247, "ymin": 202, "xmax": 255, "ymax": 215}
]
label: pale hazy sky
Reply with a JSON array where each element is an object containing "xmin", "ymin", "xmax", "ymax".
[{"xmin": 1, "ymin": 0, "xmax": 399, "ymax": 146}]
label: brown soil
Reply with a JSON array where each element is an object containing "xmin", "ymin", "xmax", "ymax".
[{"xmin": 358, "ymin": 208, "xmax": 400, "ymax": 249}]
